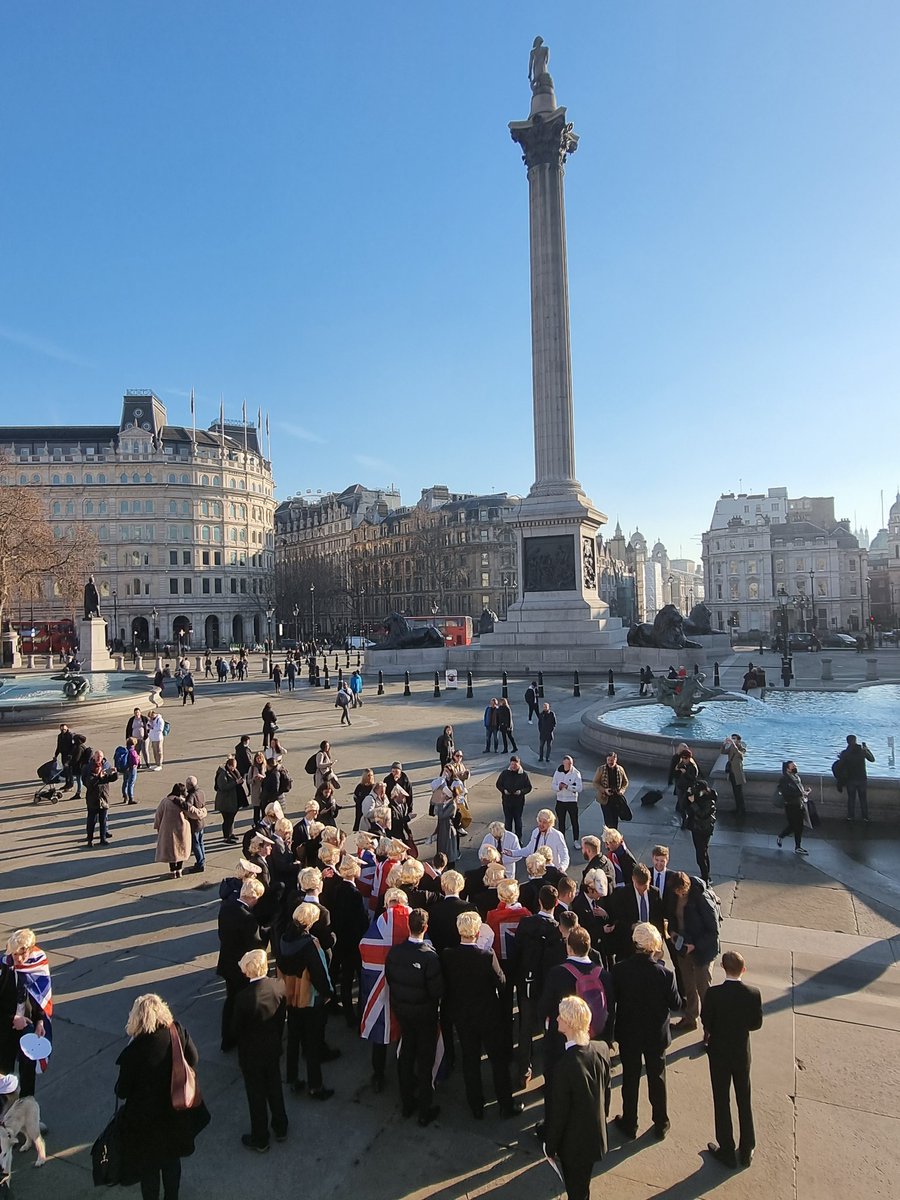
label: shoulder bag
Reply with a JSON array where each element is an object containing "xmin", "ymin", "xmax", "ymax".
[
  {"xmin": 91, "ymin": 1098, "xmax": 124, "ymax": 1186},
  {"xmin": 169, "ymin": 1023, "xmax": 200, "ymax": 1110}
]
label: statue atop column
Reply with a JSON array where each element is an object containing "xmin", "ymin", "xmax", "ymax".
[
  {"xmin": 83, "ymin": 575, "xmax": 100, "ymax": 620},
  {"xmin": 528, "ymin": 37, "xmax": 554, "ymax": 94}
]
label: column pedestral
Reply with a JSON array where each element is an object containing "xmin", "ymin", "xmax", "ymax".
[{"xmin": 78, "ymin": 618, "xmax": 114, "ymax": 672}]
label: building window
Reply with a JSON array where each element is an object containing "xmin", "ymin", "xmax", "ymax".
[
  {"xmin": 730, "ymin": 580, "xmax": 739, "ymax": 599},
  {"xmin": 169, "ymin": 579, "xmax": 178, "ymax": 595},
  {"xmin": 794, "ymin": 558, "xmax": 805, "ymax": 571},
  {"xmin": 849, "ymin": 559, "xmax": 857, "ymax": 571},
  {"xmin": 120, "ymin": 501, "xmax": 129, "ymax": 514},
  {"xmin": 182, "ymin": 551, "xmax": 191, "ymax": 565},
  {"xmin": 183, "ymin": 579, "xmax": 192, "ymax": 595},
  {"xmin": 170, "ymin": 551, "xmax": 178, "ymax": 566},
  {"xmin": 214, "ymin": 578, "xmax": 222, "ymax": 594},
  {"xmin": 202, "ymin": 551, "xmax": 210, "ymax": 565},
  {"xmin": 748, "ymin": 582, "xmax": 759, "ymax": 599},
  {"xmin": 202, "ymin": 579, "xmax": 210, "ymax": 595},
  {"xmin": 729, "ymin": 562, "xmax": 738, "ymax": 574},
  {"xmin": 230, "ymin": 579, "xmax": 237, "ymax": 594},
  {"xmin": 51, "ymin": 474, "xmax": 60, "ymax": 485},
  {"xmin": 214, "ymin": 551, "xmax": 222, "ymax": 565},
  {"xmin": 132, "ymin": 500, "xmax": 141, "ymax": 513},
  {"xmin": 816, "ymin": 580, "xmax": 827, "ymax": 596},
  {"xmin": 775, "ymin": 558, "xmax": 784, "ymax": 573},
  {"xmin": 144, "ymin": 500, "xmax": 154, "ymax": 513}
]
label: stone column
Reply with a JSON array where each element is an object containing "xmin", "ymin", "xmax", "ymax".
[{"xmin": 510, "ymin": 106, "xmax": 580, "ymax": 499}]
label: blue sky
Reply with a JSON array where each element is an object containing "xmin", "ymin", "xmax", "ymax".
[{"xmin": 2, "ymin": 2, "xmax": 898, "ymax": 554}]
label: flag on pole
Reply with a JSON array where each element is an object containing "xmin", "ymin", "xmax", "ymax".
[
  {"xmin": 219, "ymin": 398, "xmax": 225, "ymax": 456},
  {"xmin": 242, "ymin": 399, "xmax": 248, "ymax": 454},
  {"xmin": 257, "ymin": 405, "xmax": 262, "ymax": 430},
  {"xmin": 242, "ymin": 399, "xmax": 247, "ymax": 423},
  {"xmin": 190, "ymin": 387, "xmax": 196, "ymax": 443}
]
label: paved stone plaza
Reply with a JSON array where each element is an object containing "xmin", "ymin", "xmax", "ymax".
[{"xmin": 2, "ymin": 661, "xmax": 899, "ymax": 1199}]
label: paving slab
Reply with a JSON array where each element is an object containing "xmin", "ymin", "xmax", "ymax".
[
  {"xmin": 795, "ymin": 1013, "xmax": 900, "ymax": 1118},
  {"xmin": 796, "ymin": 1096, "xmax": 899, "ymax": 1200},
  {"xmin": 792, "ymin": 951, "xmax": 900, "ymax": 1030},
  {"xmin": 732, "ymin": 879, "xmax": 858, "ymax": 933}
]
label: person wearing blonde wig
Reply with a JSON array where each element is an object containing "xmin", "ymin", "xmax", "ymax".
[
  {"xmin": 115, "ymin": 993, "xmax": 208, "ymax": 1198},
  {"xmin": 505, "ymin": 809, "xmax": 570, "ymax": 873},
  {"xmin": 544, "ymin": 995, "xmax": 610, "ymax": 1200},
  {"xmin": 610, "ymin": 922, "xmax": 681, "ymax": 1142},
  {"xmin": 230, "ymin": 949, "xmax": 288, "ymax": 1152},
  {"xmin": 1, "ymin": 929, "xmax": 51, "ymax": 1098}
]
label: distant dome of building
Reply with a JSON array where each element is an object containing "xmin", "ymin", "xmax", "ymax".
[
  {"xmin": 652, "ymin": 540, "xmax": 667, "ymax": 556},
  {"xmin": 868, "ymin": 528, "xmax": 890, "ymax": 557},
  {"xmin": 890, "ymin": 491, "xmax": 900, "ymax": 521}
]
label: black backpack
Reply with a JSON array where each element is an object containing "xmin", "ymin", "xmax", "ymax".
[{"xmin": 304, "ymin": 754, "xmax": 317, "ymax": 776}]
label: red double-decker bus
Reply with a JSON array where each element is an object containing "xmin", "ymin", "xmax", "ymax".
[
  {"xmin": 406, "ymin": 615, "xmax": 473, "ymax": 647},
  {"xmin": 9, "ymin": 620, "xmax": 76, "ymax": 655}
]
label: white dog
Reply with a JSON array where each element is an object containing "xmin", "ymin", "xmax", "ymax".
[{"xmin": 0, "ymin": 1073, "xmax": 46, "ymax": 1181}]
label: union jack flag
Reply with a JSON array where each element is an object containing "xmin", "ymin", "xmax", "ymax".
[
  {"xmin": 357, "ymin": 849, "xmax": 376, "ymax": 911},
  {"xmin": 359, "ymin": 904, "xmax": 410, "ymax": 1044},
  {"xmin": 6, "ymin": 947, "xmax": 53, "ymax": 1071},
  {"xmin": 487, "ymin": 903, "xmax": 530, "ymax": 961}
]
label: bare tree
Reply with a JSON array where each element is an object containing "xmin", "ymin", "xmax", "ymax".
[{"xmin": 0, "ymin": 465, "xmax": 91, "ymax": 643}]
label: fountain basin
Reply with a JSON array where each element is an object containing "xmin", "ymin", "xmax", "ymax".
[{"xmin": 0, "ymin": 672, "xmax": 162, "ymax": 726}]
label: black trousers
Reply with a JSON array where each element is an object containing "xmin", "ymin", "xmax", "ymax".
[
  {"xmin": 731, "ymin": 781, "xmax": 746, "ymax": 817},
  {"xmin": 555, "ymin": 801, "xmax": 579, "ymax": 840},
  {"xmin": 526, "ymin": 699, "xmax": 539, "ymax": 722},
  {"xmin": 499, "ymin": 730, "xmax": 518, "ymax": 754},
  {"xmin": 220, "ymin": 975, "xmax": 247, "ymax": 1050},
  {"xmin": 139, "ymin": 1159, "xmax": 181, "ymax": 1200},
  {"xmin": 539, "ymin": 737, "xmax": 553, "ymax": 761},
  {"xmin": 619, "ymin": 1040, "xmax": 668, "ymax": 1131},
  {"xmin": 241, "ymin": 1052, "xmax": 288, "ymax": 1146},
  {"xmin": 560, "ymin": 1156, "xmax": 594, "ymax": 1200},
  {"xmin": 286, "ymin": 1006, "xmax": 326, "ymax": 1090},
  {"xmin": 397, "ymin": 1016, "xmax": 438, "ymax": 1118},
  {"xmin": 600, "ymin": 801, "xmax": 619, "ymax": 830},
  {"xmin": 709, "ymin": 1053, "xmax": 755, "ymax": 1156},
  {"xmin": 457, "ymin": 1021, "xmax": 513, "ymax": 1115},
  {"xmin": 691, "ymin": 830, "xmax": 711, "ymax": 881},
  {"xmin": 0, "ymin": 1027, "xmax": 37, "ymax": 1096},
  {"xmin": 780, "ymin": 806, "xmax": 804, "ymax": 848},
  {"xmin": 221, "ymin": 811, "xmax": 236, "ymax": 839},
  {"xmin": 502, "ymin": 794, "xmax": 525, "ymax": 840},
  {"xmin": 515, "ymin": 991, "xmax": 542, "ymax": 1079}
]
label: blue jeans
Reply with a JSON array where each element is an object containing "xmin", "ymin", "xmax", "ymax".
[
  {"xmin": 191, "ymin": 827, "xmax": 206, "ymax": 867},
  {"xmin": 86, "ymin": 808, "xmax": 109, "ymax": 844},
  {"xmin": 122, "ymin": 766, "xmax": 137, "ymax": 801}
]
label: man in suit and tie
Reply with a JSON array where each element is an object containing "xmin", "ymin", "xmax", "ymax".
[
  {"xmin": 385, "ymin": 908, "xmax": 444, "ymax": 1127},
  {"xmin": 508, "ymin": 884, "xmax": 565, "ymax": 1087},
  {"xmin": 462, "ymin": 846, "xmax": 501, "ymax": 917},
  {"xmin": 217, "ymin": 878, "xmax": 266, "ymax": 1051},
  {"xmin": 426, "ymin": 870, "xmax": 477, "ymax": 953},
  {"xmin": 611, "ymin": 922, "xmax": 681, "ymax": 1140},
  {"xmin": 604, "ymin": 863, "xmax": 665, "ymax": 960},
  {"xmin": 702, "ymin": 951, "xmax": 763, "ymax": 1169},
  {"xmin": 229, "ymin": 948, "xmax": 288, "ymax": 1152},
  {"xmin": 544, "ymin": 995, "xmax": 610, "ymax": 1200},
  {"xmin": 580, "ymin": 836, "xmax": 615, "ymax": 896},
  {"xmin": 441, "ymin": 911, "xmax": 524, "ymax": 1119}
]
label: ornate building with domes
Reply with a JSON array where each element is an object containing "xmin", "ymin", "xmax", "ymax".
[{"xmin": 869, "ymin": 492, "xmax": 900, "ymax": 630}]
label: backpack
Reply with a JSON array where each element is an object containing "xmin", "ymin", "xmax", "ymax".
[
  {"xmin": 304, "ymin": 754, "xmax": 317, "ymax": 776},
  {"xmin": 562, "ymin": 963, "xmax": 608, "ymax": 1038},
  {"xmin": 113, "ymin": 746, "xmax": 129, "ymax": 772},
  {"xmin": 278, "ymin": 770, "xmax": 293, "ymax": 795},
  {"xmin": 831, "ymin": 758, "xmax": 845, "ymax": 793},
  {"xmin": 693, "ymin": 877, "xmax": 724, "ymax": 929}
]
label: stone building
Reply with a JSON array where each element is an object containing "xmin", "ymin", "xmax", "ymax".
[
  {"xmin": 868, "ymin": 493, "xmax": 900, "ymax": 630},
  {"xmin": 702, "ymin": 490, "xmax": 867, "ymax": 635},
  {"xmin": 0, "ymin": 391, "xmax": 277, "ymax": 650}
]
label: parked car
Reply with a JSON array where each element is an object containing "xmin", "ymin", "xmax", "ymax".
[
  {"xmin": 822, "ymin": 633, "xmax": 859, "ymax": 650},
  {"xmin": 344, "ymin": 636, "xmax": 376, "ymax": 650},
  {"xmin": 788, "ymin": 633, "xmax": 814, "ymax": 652}
]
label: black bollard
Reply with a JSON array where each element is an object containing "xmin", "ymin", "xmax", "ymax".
[
  {"xmin": 334, "ymin": 654, "xmax": 339, "ymax": 671},
  {"xmin": 466, "ymin": 670, "xmax": 474, "ymax": 699},
  {"xmin": 433, "ymin": 670, "xmax": 441, "ymax": 698},
  {"xmin": 713, "ymin": 661, "xmax": 720, "ymax": 687},
  {"xmin": 501, "ymin": 670, "xmax": 509, "ymax": 701},
  {"xmin": 314, "ymin": 664, "xmax": 321, "ymax": 687},
  {"xmin": 607, "ymin": 669, "xmax": 615, "ymax": 697},
  {"xmin": 403, "ymin": 670, "xmax": 411, "ymax": 697},
  {"xmin": 345, "ymin": 651, "xmax": 350, "ymax": 668},
  {"xmin": 538, "ymin": 671, "xmax": 544, "ymax": 699},
  {"xmin": 693, "ymin": 663, "xmax": 700, "ymax": 675},
  {"xmin": 323, "ymin": 665, "xmax": 331, "ymax": 689},
  {"xmin": 356, "ymin": 652, "xmax": 361, "ymax": 667},
  {"xmin": 337, "ymin": 668, "xmax": 343, "ymax": 689},
  {"xmin": 573, "ymin": 670, "xmax": 581, "ymax": 698},
  {"xmin": 377, "ymin": 669, "xmax": 385, "ymax": 696}
]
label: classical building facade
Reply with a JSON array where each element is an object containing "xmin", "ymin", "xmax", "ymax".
[
  {"xmin": 702, "ymin": 490, "xmax": 867, "ymax": 634},
  {"xmin": 868, "ymin": 493, "xmax": 900, "ymax": 630},
  {"xmin": 0, "ymin": 391, "xmax": 277, "ymax": 650}
]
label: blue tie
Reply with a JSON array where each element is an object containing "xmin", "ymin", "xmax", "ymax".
[{"xmin": 639, "ymin": 893, "xmax": 648, "ymax": 923}]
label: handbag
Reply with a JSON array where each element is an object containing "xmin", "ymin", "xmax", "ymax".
[
  {"xmin": 91, "ymin": 1101, "xmax": 124, "ymax": 1186},
  {"xmin": 615, "ymin": 793, "xmax": 634, "ymax": 822},
  {"xmin": 162, "ymin": 721, "xmax": 171, "ymax": 737},
  {"xmin": 456, "ymin": 797, "xmax": 472, "ymax": 830},
  {"xmin": 235, "ymin": 779, "xmax": 249, "ymax": 809},
  {"xmin": 806, "ymin": 797, "xmax": 820, "ymax": 828},
  {"xmin": 169, "ymin": 1024, "xmax": 200, "ymax": 1110}
]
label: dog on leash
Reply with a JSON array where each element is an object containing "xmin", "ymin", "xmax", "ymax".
[{"xmin": 0, "ymin": 1073, "xmax": 46, "ymax": 1183}]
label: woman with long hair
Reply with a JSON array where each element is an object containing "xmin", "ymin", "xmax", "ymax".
[
  {"xmin": 353, "ymin": 768, "xmax": 376, "ymax": 833},
  {"xmin": 115, "ymin": 992, "xmax": 208, "ymax": 1200},
  {"xmin": 776, "ymin": 760, "xmax": 810, "ymax": 855}
]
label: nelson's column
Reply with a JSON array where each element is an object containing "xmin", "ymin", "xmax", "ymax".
[{"xmin": 479, "ymin": 38, "xmax": 626, "ymax": 668}]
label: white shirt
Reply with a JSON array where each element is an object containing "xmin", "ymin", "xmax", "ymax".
[
  {"xmin": 148, "ymin": 714, "xmax": 164, "ymax": 741},
  {"xmin": 479, "ymin": 829, "xmax": 522, "ymax": 876},
  {"xmin": 551, "ymin": 767, "xmax": 583, "ymax": 801},
  {"xmin": 511, "ymin": 826, "xmax": 570, "ymax": 872},
  {"xmin": 653, "ymin": 868, "xmax": 667, "ymax": 894}
]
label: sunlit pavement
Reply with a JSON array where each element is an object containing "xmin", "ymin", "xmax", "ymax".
[{"xmin": 2, "ymin": 666, "xmax": 898, "ymax": 1199}]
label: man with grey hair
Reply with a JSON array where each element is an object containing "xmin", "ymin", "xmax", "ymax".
[
  {"xmin": 230, "ymin": 949, "xmax": 288, "ymax": 1152},
  {"xmin": 185, "ymin": 775, "xmax": 208, "ymax": 874}
]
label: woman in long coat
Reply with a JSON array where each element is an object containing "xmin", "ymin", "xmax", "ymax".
[
  {"xmin": 431, "ymin": 769, "xmax": 459, "ymax": 866},
  {"xmin": 154, "ymin": 783, "xmax": 194, "ymax": 878},
  {"xmin": 214, "ymin": 757, "xmax": 245, "ymax": 844},
  {"xmin": 115, "ymin": 992, "xmax": 208, "ymax": 1199}
]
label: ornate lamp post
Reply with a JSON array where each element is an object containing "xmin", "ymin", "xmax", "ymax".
[
  {"xmin": 266, "ymin": 605, "xmax": 275, "ymax": 676},
  {"xmin": 112, "ymin": 589, "xmax": 118, "ymax": 651},
  {"xmin": 292, "ymin": 603, "xmax": 299, "ymax": 644},
  {"xmin": 309, "ymin": 584, "xmax": 316, "ymax": 645},
  {"xmin": 150, "ymin": 606, "xmax": 159, "ymax": 655}
]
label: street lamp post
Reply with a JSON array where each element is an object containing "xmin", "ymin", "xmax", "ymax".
[
  {"xmin": 310, "ymin": 584, "xmax": 316, "ymax": 647},
  {"xmin": 777, "ymin": 585, "xmax": 793, "ymax": 685},
  {"xmin": 266, "ymin": 606, "xmax": 275, "ymax": 676},
  {"xmin": 150, "ymin": 607, "xmax": 159, "ymax": 655},
  {"xmin": 292, "ymin": 604, "xmax": 299, "ymax": 645},
  {"xmin": 808, "ymin": 568, "xmax": 815, "ymax": 631},
  {"xmin": 112, "ymin": 590, "xmax": 118, "ymax": 651}
]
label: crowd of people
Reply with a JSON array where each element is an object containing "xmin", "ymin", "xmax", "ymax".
[{"xmin": 28, "ymin": 676, "xmax": 884, "ymax": 1199}]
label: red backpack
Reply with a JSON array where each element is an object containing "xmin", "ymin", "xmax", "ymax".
[{"xmin": 562, "ymin": 963, "xmax": 608, "ymax": 1038}]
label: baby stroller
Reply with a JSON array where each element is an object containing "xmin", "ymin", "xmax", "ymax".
[{"xmin": 34, "ymin": 760, "xmax": 66, "ymax": 805}]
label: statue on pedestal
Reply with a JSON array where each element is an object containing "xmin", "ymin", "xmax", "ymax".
[
  {"xmin": 627, "ymin": 604, "xmax": 702, "ymax": 650},
  {"xmin": 83, "ymin": 576, "xmax": 100, "ymax": 620},
  {"xmin": 528, "ymin": 36, "xmax": 554, "ymax": 93},
  {"xmin": 655, "ymin": 672, "xmax": 722, "ymax": 720}
]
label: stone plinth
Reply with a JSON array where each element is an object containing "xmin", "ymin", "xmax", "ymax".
[{"xmin": 78, "ymin": 618, "xmax": 113, "ymax": 672}]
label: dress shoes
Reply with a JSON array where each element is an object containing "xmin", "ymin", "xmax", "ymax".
[
  {"xmin": 308, "ymin": 1088, "xmax": 334, "ymax": 1102},
  {"xmin": 500, "ymin": 1101, "xmax": 525, "ymax": 1117},
  {"xmin": 418, "ymin": 1105, "xmax": 440, "ymax": 1127},
  {"xmin": 320, "ymin": 1046, "xmax": 341, "ymax": 1063},
  {"xmin": 241, "ymin": 1135, "xmax": 269, "ymax": 1153},
  {"xmin": 739, "ymin": 1150, "xmax": 754, "ymax": 1168},
  {"xmin": 371, "ymin": 1075, "xmax": 384, "ymax": 1094},
  {"xmin": 653, "ymin": 1122, "xmax": 670, "ymax": 1140},
  {"xmin": 672, "ymin": 1019, "xmax": 698, "ymax": 1035},
  {"xmin": 708, "ymin": 1142, "xmax": 737, "ymax": 1168},
  {"xmin": 289, "ymin": 1079, "xmax": 306, "ymax": 1094}
]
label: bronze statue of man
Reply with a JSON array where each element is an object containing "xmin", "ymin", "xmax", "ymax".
[
  {"xmin": 528, "ymin": 36, "xmax": 552, "ymax": 92},
  {"xmin": 83, "ymin": 575, "xmax": 100, "ymax": 620}
]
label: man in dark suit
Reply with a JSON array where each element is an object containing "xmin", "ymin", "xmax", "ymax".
[
  {"xmin": 649, "ymin": 845, "xmax": 679, "ymax": 923},
  {"xmin": 217, "ymin": 879, "xmax": 266, "ymax": 1051},
  {"xmin": 604, "ymin": 863, "xmax": 664, "ymax": 960},
  {"xmin": 702, "ymin": 951, "xmax": 763, "ymax": 1169},
  {"xmin": 441, "ymin": 910, "xmax": 523, "ymax": 1119},
  {"xmin": 427, "ymin": 871, "xmax": 477, "ymax": 953},
  {"xmin": 544, "ymin": 995, "xmax": 610, "ymax": 1200},
  {"xmin": 462, "ymin": 848, "xmax": 499, "ymax": 917},
  {"xmin": 508, "ymin": 885, "xmax": 565, "ymax": 1087},
  {"xmin": 385, "ymin": 908, "xmax": 444, "ymax": 1126},
  {"xmin": 611, "ymin": 921, "xmax": 681, "ymax": 1140},
  {"xmin": 229, "ymin": 949, "xmax": 288, "ymax": 1151}
]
